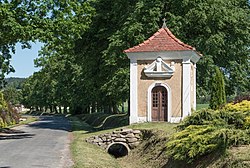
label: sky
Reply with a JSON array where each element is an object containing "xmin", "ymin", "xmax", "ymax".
[{"xmin": 6, "ymin": 42, "xmax": 43, "ymax": 78}]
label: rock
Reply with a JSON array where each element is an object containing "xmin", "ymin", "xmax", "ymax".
[
  {"xmin": 120, "ymin": 129, "xmax": 133, "ymax": 134},
  {"xmin": 125, "ymin": 133, "xmax": 135, "ymax": 138},
  {"xmin": 101, "ymin": 137, "xmax": 107, "ymax": 141},
  {"xmin": 106, "ymin": 138, "xmax": 112, "ymax": 142},
  {"xmin": 116, "ymin": 134, "xmax": 122, "ymax": 138},
  {"xmin": 111, "ymin": 136, "xmax": 117, "ymax": 140},
  {"xmin": 121, "ymin": 128, "xmax": 133, "ymax": 132},
  {"xmin": 135, "ymin": 134, "xmax": 141, "ymax": 139},
  {"xmin": 119, "ymin": 134, "xmax": 126, "ymax": 138},
  {"xmin": 129, "ymin": 141, "xmax": 140, "ymax": 149},
  {"xmin": 93, "ymin": 139, "xmax": 100, "ymax": 143},
  {"xmin": 114, "ymin": 138, "xmax": 127, "ymax": 142},
  {"xmin": 132, "ymin": 130, "xmax": 141, "ymax": 134},
  {"xmin": 98, "ymin": 142, "xmax": 106, "ymax": 148},
  {"xmin": 127, "ymin": 137, "xmax": 138, "ymax": 143},
  {"xmin": 113, "ymin": 130, "xmax": 121, "ymax": 134},
  {"xmin": 106, "ymin": 141, "xmax": 112, "ymax": 145}
]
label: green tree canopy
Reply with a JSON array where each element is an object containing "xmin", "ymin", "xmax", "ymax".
[{"xmin": 20, "ymin": 0, "xmax": 250, "ymax": 114}]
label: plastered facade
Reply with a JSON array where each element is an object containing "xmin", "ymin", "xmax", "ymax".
[{"xmin": 137, "ymin": 60, "xmax": 183, "ymax": 118}]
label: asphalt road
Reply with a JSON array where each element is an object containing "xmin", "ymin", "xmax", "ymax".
[{"xmin": 0, "ymin": 116, "xmax": 73, "ymax": 168}]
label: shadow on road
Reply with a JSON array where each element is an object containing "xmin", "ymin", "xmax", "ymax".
[
  {"xmin": 0, "ymin": 128, "xmax": 25, "ymax": 134},
  {"xmin": 0, "ymin": 128, "xmax": 35, "ymax": 140},
  {"xmin": 28, "ymin": 116, "xmax": 71, "ymax": 132},
  {"xmin": 0, "ymin": 116, "xmax": 70, "ymax": 141},
  {"xmin": 0, "ymin": 133, "xmax": 35, "ymax": 140}
]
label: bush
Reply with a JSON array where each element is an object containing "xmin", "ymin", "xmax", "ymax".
[
  {"xmin": 166, "ymin": 125, "xmax": 224, "ymax": 162},
  {"xmin": 224, "ymin": 100, "xmax": 250, "ymax": 113},
  {"xmin": 234, "ymin": 92, "xmax": 250, "ymax": 103},
  {"xmin": 167, "ymin": 100, "xmax": 250, "ymax": 163},
  {"xmin": 0, "ymin": 92, "xmax": 20, "ymax": 128},
  {"xmin": 209, "ymin": 67, "xmax": 226, "ymax": 110},
  {"xmin": 178, "ymin": 109, "xmax": 246, "ymax": 130},
  {"xmin": 244, "ymin": 116, "xmax": 250, "ymax": 129}
]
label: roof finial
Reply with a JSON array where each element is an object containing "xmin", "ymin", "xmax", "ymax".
[{"xmin": 162, "ymin": 18, "xmax": 167, "ymax": 28}]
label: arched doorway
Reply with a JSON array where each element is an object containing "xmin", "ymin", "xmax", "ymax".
[{"xmin": 151, "ymin": 86, "xmax": 168, "ymax": 121}]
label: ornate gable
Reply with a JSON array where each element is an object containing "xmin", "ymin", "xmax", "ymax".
[{"xmin": 144, "ymin": 57, "xmax": 175, "ymax": 78}]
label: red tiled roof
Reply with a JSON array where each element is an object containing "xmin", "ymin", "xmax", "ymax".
[{"xmin": 124, "ymin": 27, "xmax": 196, "ymax": 53}]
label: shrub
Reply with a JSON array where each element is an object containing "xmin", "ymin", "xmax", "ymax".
[
  {"xmin": 178, "ymin": 109, "xmax": 226, "ymax": 130},
  {"xmin": 0, "ymin": 92, "xmax": 20, "ymax": 128},
  {"xmin": 178, "ymin": 108, "xmax": 246, "ymax": 130},
  {"xmin": 224, "ymin": 100, "xmax": 250, "ymax": 113},
  {"xmin": 167, "ymin": 101, "xmax": 250, "ymax": 163},
  {"xmin": 209, "ymin": 67, "xmax": 226, "ymax": 110},
  {"xmin": 166, "ymin": 125, "xmax": 224, "ymax": 162},
  {"xmin": 166, "ymin": 125, "xmax": 250, "ymax": 162},
  {"xmin": 234, "ymin": 92, "xmax": 250, "ymax": 103},
  {"xmin": 244, "ymin": 116, "xmax": 250, "ymax": 129}
]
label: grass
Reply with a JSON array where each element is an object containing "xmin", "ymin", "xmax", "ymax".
[
  {"xmin": 69, "ymin": 114, "xmax": 178, "ymax": 168},
  {"xmin": 0, "ymin": 115, "xmax": 38, "ymax": 132},
  {"xmin": 231, "ymin": 145, "xmax": 250, "ymax": 161},
  {"xmin": 196, "ymin": 103, "xmax": 209, "ymax": 110},
  {"xmin": 128, "ymin": 122, "xmax": 177, "ymax": 133},
  {"xmin": 69, "ymin": 109, "xmax": 250, "ymax": 168},
  {"xmin": 18, "ymin": 116, "xmax": 38, "ymax": 125},
  {"xmin": 80, "ymin": 112, "xmax": 129, "ymax": 130},
  {"xmin": 69, "ymin": 116, "xmax": 121, "ymax": 168}
]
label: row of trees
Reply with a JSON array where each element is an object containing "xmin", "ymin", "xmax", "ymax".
[{"xmin": 1, "ymin": 0, "xmax": 249, "ymax": 114}]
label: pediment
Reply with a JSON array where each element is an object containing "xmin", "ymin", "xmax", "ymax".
[{"xmin": 144, "ymin": 57, "xmax": 175, "ymax": 78}]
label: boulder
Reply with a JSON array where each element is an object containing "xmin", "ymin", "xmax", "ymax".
[
  {"xmin": 114, "ymin": 138, "xmax": 127, "ymax": 142},
  {"xmin": 127, "ymin": 137, "xmax": 138, "ymax": 143}
]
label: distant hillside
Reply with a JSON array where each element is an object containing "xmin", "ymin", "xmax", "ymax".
[{"xmin": 4, "ymin": 77, "xmax": 26, "ymax": 89}]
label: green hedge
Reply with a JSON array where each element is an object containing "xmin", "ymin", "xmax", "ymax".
[{"xmin": 166, "ymin": 100, "xmax": 250, "ymax": 163}]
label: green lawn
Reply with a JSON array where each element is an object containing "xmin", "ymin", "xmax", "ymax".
[
  {"xmin": 69, "ymin": 109, "xmax": 250, "ymax": 168},
  {"xmin": 69, "ymin": 114, "xmax": 178, "ymax": 168},
  {"xmin": 0, "ymin": 115, "xmax": 38, "ymax": 132},
  {"xmin": 69, "ymin": 116, "xmax": 121, "ymax": 168},
  {"xmin": 196, "ymin": 104, "xmax": 209, "ymax": 110}
]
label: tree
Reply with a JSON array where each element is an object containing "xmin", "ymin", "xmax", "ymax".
[
  {"xmin": 165, "ymin": 0, "xmax": 250, "ymax": 96},
  {"xmin": 209, "ymin": 67, "xmax": 226, "ymax": 109},
  {"xmin": 0, "ymin": 0, "xmax": 94, "ymax": 80},
  {"xmin": 3, "ymin": 87, "xmax": 22, "ymax": 105},
  {"xmin": 20, "ymin": 0, "xmax": 250, "ymax": 115}
]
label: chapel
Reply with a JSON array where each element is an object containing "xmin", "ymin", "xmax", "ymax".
[{"xmin": 124, "ymin": 20, "xmax": 202, "ymax": 124}]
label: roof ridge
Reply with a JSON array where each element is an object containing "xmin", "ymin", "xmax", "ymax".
[
  {"xmin": 163, "ymin": 28, "xmax": 194, "ymax": 50},
  {"xmin": 124, "ymin": 27, "xmax": 199, "ymax": 53}
]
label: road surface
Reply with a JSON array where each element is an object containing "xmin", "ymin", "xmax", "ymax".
[{"xmin": 0, "ymin": 116, "xmax": 73, "ymax": 168}]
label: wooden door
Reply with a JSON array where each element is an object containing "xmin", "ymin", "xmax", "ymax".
[{"xmin": 152, "ymin": 86, "xmax": 168, "ymax": 121}]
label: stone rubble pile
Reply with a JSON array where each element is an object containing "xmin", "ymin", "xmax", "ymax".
[{"xmin": 85, "ymin": 128, "xmax": 142, "ymax": 149}]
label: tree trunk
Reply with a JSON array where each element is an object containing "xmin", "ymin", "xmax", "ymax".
[
  {"xmin": 122, "ymin": 102, "xmax": 125, "ymax": 113},
  {"xmin": 91, "ymin": 102, "xmax": 96, "ymax": 113},
  {"xmin": 104, "ymin": 105, "xmax": 109, "ymax": 113},
  {"xmin": 59, "ymin": 106, "xmax": 62, "ymax": 113},
  {"xmin": 49, "ymin": 106, "xmax": 53, "ymax": 113},
  {"xmin": 63, "ymin": 105, "xmax": 67, "ymax": 113},
  {"xmin": 54, "ymin": 106, "xmax": 58, "ymax": 113}
]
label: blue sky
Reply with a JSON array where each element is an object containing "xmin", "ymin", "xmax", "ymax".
[{"xmin": 6, "ymin": 42, "xmax": 43, "ymax": 78}]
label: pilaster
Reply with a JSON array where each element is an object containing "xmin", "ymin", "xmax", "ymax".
[
  {"xmin": 182, "ymin": 59, "xmax": 191, "ymax": 118},
  {"xmin": 129, "ymin": 59, "xmax": 138, "ymax": 124}
]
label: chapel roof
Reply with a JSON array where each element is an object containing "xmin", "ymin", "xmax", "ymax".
[{"xmin": 124, "ymin": 27, "xmax": 198, "ymax": 53}]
